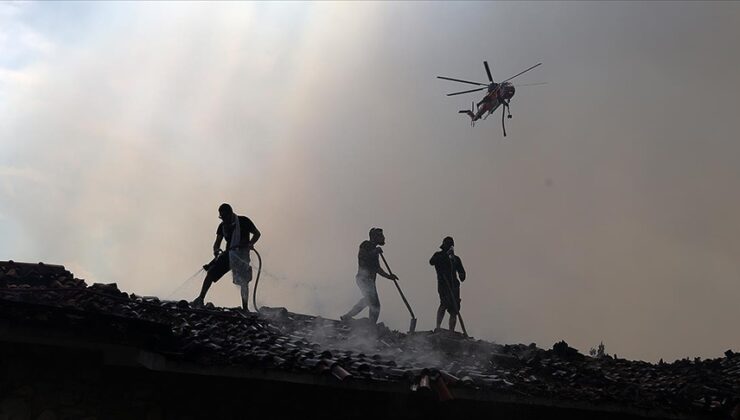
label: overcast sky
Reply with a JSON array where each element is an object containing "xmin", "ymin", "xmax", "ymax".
[{"xmin": 2, "ymin": 1, "xmax": 739, "ymax": 362}]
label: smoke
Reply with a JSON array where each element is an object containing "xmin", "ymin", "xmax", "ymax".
[
  {"xmin": 2, "ymin": 2, "xmax": 740, "ymax": 361},
  {"xmin": 304, "ymin": 317, "xmax": 452, "ymax": 370}
]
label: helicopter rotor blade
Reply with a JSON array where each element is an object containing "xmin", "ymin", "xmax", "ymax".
[
  {"xmin": 446, "ymin": 87, "xmax": 487, "ymax": 96},
  {"xmin": 514, "ymin": 82, "xmax": 547, "ymax": 87},
  {"xmin": 437, "ymin": 76, "xmax": 488, "ymax": 86},
  {"xmin": 484, "ymin": 61, "xmax": 494, "ymax": 83},
  {"xmin": 502, "ymin": 63, "xmax": 542, "ymax": 83}
]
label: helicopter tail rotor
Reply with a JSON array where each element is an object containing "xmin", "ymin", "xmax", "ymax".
[{"xmin": 458, "ymin": 101, "xmax": 475, "ymax": 126}]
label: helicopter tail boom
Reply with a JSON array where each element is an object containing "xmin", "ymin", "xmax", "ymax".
[
  {"xmin": 458, "ymin": 109, "xmax": 475, "ymax": 119},
  {"xmin": 459, "ymin": 101, "xmax": 476, "ymax": 126}
]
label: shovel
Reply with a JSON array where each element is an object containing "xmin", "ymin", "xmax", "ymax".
[{"xmin": 380, "ymin": 254, "xmax": 417, "ymax": 333}]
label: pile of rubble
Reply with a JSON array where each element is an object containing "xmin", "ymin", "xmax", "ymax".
[
  {"xmin": 258, "ymin": 307, "xmax": 740, "ymax": 416},
  {"xmin": 1, "ymin": 261, "xmax": 738, "ymax": 418}
]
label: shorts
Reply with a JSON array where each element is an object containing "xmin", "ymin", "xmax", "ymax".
[
  {"xmin": 206, "ymin": 253, "xmax": 231, "ymax": 282},
  {"xmin": 438, "ymin": 279, "xmax": 461, "ymax": 315},
  {"xmin": 206, "ymin": 250, "xmax": 252, "ymax": 285},
  {"xmin": 229, "ymin": 249, "xmax": 252, "ymax": 286}
]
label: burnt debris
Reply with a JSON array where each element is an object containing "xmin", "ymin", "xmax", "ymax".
[{"xmin": 1, "ymin": 260, "xmax": 738, "ymax": 418}]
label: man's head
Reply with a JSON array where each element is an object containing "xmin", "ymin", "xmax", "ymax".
[
  {"xmin": 441, "ymin": 236, "xmax": 454, "ymax": 251},
  {"xmin": 218, "ymin": 203, "xmax": 234, "ymax": 222},
  {"xmin": 369, "ymin": 227, "xmax": 385, "ymax": 245}
]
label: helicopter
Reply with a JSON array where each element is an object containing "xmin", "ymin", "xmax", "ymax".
[{"xmin": 438, "ymin": 61, "xmax": 542, "ymax": 136}]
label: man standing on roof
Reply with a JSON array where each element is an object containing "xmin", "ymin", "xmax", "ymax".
[
  {"xmin": 430, "ymin": 236, "xmax": 466, "ymax": 332},
  {"xmin": 340, "ymin": 228, "xmax": 398, "ymax": 324},
  {"xmin": 193, "ymin": 203, "xmax": 261, "ymax": 311}
]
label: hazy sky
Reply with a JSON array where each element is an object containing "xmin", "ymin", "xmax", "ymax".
[{"xmin": 2, "ymin": 1, "xmax": 739, "ymax": 362}]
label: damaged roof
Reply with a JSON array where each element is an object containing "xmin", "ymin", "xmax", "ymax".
[{"xmin": 1, "ymin": 260, "xmax": 738, "ymax": 419}]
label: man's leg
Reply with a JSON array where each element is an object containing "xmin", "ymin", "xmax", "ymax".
[
  {"xmin": 194, "ymin": 275, "xmax": 213, "ymax": 305},
  {"xmin": 436, "ymin": 304, "xmax": 446, "ymax": 329},
  {"xmin": 449, "ymin": 288, "xmax": 460, "ymax": 332},
  {"xmin": 448, "ymin": 311, "xmax": 458, "ymax": 332},
  {"xmin": 368, "ymin": 302, "xmax": 380, "ymax": 324},
  {"xmin": 342, "ymin": 298, "xmax": 368, "ymax": 320},
  {"xmin": 367, "ymin": 283, "xmax": 381, "ymax": 324},
  {"xmin": 343, "ymin": 275, "xmax": 372, "ymax": 321},
  {"xmin": 193, "ymin": 254, "xmax": 230, "ymax": 305},
  {"xmin": 229, "ymin": 250, "xmax": 253, "ymax": 312},
  {"xmin": 448, "ymin": 284, "xmax": 461, "ymax": 332}
]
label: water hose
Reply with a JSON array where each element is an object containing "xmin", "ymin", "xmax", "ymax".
[
  {"xmin": 251, "ymin": 247, "xmax": 262, "ymax": 313},
  {"xmin": 198, "ymin": 248, "xmax": 262, "ymax": 312},
  {"xmin": 224, "ymin": 247, "xmax": 262, "ymax": 313}
]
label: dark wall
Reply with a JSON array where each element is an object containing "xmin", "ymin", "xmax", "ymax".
[{"xmin": 0, "ymin": 342, "xmax": 687, "ymax": 420}]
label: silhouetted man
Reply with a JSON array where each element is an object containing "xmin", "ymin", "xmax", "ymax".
[
  {"xmin": 430, "ymin": 236, "xmax": 466, "ymax": 332},
  {"xmin": 340, "ymin": 228, "xmax": 398, "ymax": 324},
  {"xmin": 193, "ymin": 203, "xmax": 260, "ymax": 311}
]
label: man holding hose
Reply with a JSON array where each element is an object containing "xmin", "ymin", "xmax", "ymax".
[
  {"xmin": 430, "ymin": 236, "xmax": 466, "ymax": 332},
  {"xmin": 192, "ymin": 203, "xmax": 261, "ymax": 311},
  {"xmin": 341, "ymin": 227, "xmax": 398, "ymax": 324}
]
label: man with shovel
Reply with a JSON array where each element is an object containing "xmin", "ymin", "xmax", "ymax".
[
  {"xmin": 341, "ymin": 227, "xmax": 398, "ymax": 324},
  {"xmin": 192, "ymin": 203, "xmax": 261, "ymax": 311},
  {"xmin": 430, "ymin": 236, "xmax": 467, "ymax": 332}
]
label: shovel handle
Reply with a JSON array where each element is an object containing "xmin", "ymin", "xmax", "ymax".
[
  {"xmin": 380, "ymin": 254, "xmax": 416, "ymax": 320},
  {"xmin": 445, "ymin": 258, "xmax": 468, "ymax": 338},
  {"xmin": 392, "ymin": 279, "xmax": 416, "ymax": 319}
]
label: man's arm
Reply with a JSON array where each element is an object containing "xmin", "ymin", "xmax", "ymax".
[
  {"xmin": 242, "ymin": 217, "xmax": 261, "ymax": 248},
  {"xmin": 213, "ymin": 234, "xmax": 224, "ymax": 256},
  {"xmin": 249, "ymin": 227, "xmax": 261, "ymax": 247},
  {"xmin": 456, "ymin": 256, "xmax": 466, "ymax": 282},
  {"xmin": 374, "ymin": 248, "xmax": 398, "ymax": 280},
  {"xmin": 377, "ymin": 266, "xmax": 398, "ymax": 280}
]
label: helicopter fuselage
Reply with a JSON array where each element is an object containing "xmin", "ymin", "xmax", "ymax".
[{"xmin": 472, "ymin": 82, "xmax": 515, "ymax": 121}]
